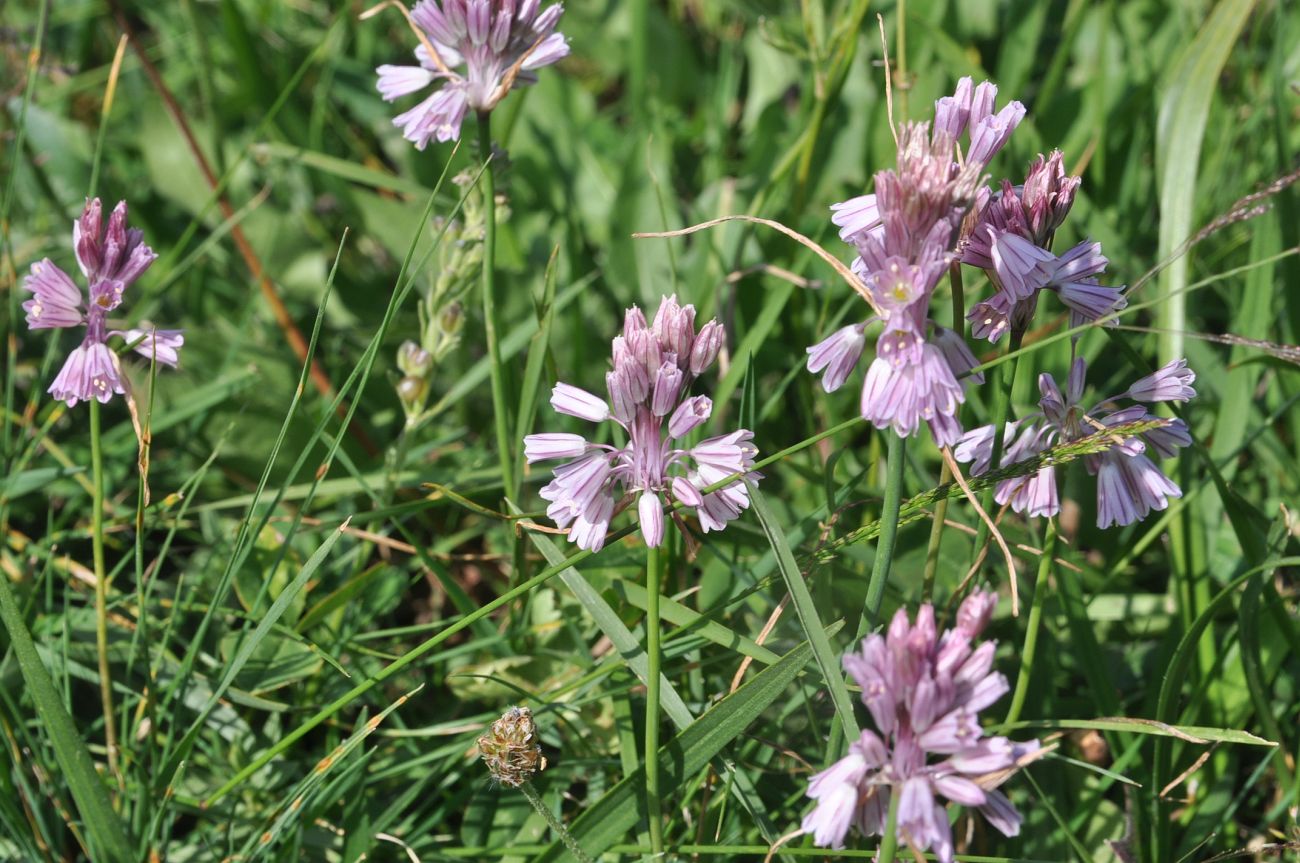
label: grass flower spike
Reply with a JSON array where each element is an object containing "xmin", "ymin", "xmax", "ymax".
[
  {"xmin": 954, "ymin": 357, "xmax": 1195, "ymax": 526},
  {"xmin": 525, "ymin": 295, "xmax": 758, "ymax": 551},
  {"xmin": 802, "ymin": 592, "xmax": 1038, "ymax": 860},
  {"xmin": 376, "ymin": 0, "xmax": 570, "ymax": 148},
  {"xmin": 24, "ymin": 199, "xmax": 180, "ymax": 407}
]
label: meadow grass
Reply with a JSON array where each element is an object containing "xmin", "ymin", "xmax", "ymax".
[{"xmin": 2, "ymin": 1, "xmax": 1299, "ymax": 861}]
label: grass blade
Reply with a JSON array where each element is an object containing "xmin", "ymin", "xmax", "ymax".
[
  {"xmin": 533, "ymin": 638, "xmax": 814, "ymax": 863},
  {"xmin": 0, "ymin": 576, "xmax": 133, "ymax": 862},
  {"xmin": 748, "ymin": 485, "xmax": 858, "ymax": 743}
]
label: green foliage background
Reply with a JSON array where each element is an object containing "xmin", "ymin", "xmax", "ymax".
[{"xmin": 2, "ymin": 0, "xmax": 1299, "ymax": 861}]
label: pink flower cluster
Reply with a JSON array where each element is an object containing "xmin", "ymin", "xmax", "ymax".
[
  {"xmin": 23, "ymin": 199, "xmax": 182, "ymax": 407},
  {"xmin": 955, "ymin": 357, "xmax": 1194, "ymax": 527},
  {"xmin": 376, "ymin": 0, "xmax": 570, "ymax": 147},
  {"xmin": 810, "ymin": 78, "xmax": 1025, "ymax": 445},
  {"xmin": 802, "ymin": 592, "xmax": 1037, "ymax": 861},
  {"xmin": 524, "ymin": 296, "xmax": 759, "ymax": 551}
]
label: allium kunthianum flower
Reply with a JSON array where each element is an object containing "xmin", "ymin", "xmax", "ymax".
[
  {"xmin": 479, "ymin": 706, "xmax": 547, "ymax": 786},
  {"xmin": 23, "ymin": 199, "xmax": 182, "ymax": 408},
  {"xmin": 813, "ymin": 78, "xmax": 1024, "ymax": 446},
  {"xmin": 376, "ymin": 0, "xmax": 570, "ymax": 148},
  {"xmin": 962, "ymin": 151, "xmax": 1128, "ymax": 342},
  {"xmin": 524, "ymin": 295, "xmax": 759, "ymax": 552},
  {"xmin": 802, "ymin": 592, "xmax": 1039, "ymax": 861},
  {"xmin": 954, "ymin": 357, "xmax": 1195, "ymax": 527}
]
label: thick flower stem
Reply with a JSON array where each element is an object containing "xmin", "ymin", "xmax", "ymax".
[
  {"xmin": 1001, "ymin": 517, "xmax": 1056, "ymax": 730},
  {"xmin": 970, "ymin": 329, "xmax": 1024, "ymax": 572},
  {"xmin": 518, "ymin": 779, "xmax": 594, "ymax": 863},
  {"xmin": 89, "ymin": 399, "xmax": 120, "ymax": 788},
  {"xmin": 644, "ymin": 541, "xmax": 664, "ymax": 854},
  {"xmin": 922, "ymin": 263, "xmax": 967, "ymax": 600},
  {"xmin": 476, "ymin": 111, "xmax": 516, "ymax": 506},
  {"xmin": 858, "ymin": 433, "xmax": 906, "ymax": 638},
  {"xmin": 876, "ymin": 786, "xmax": 903, "ymax": 863}
]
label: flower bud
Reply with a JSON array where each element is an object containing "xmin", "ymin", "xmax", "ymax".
[
  {"xmin": 398, "ymin": 340, "xmax": 434, "ymax": 377},
  {"xmin": 607, "ymin": 370, "xmax": 637, "ymax": 424},
  {"xmin": 689, "ymin": 320, "xmax": 724, "ymax": 375},
  {"xmin": 439, "ymin": 301, "xmax": 464, "ymax": 337},
  {"xmin": 651, "ymin": 361, "xmax": 684, "ymax": 417},
  {"xmin": 397, "ymin": 375, "xmax": 428, "ymax": 414},
  {"xmin": 652, "ymin": 294, "xmax": 695, "ymax": 363},
  {"xmin": 478, "ymin": 706, "xmax": 546, "ymax": 787},
  {"xmin": 638, "ymin": 491, "xmax": 664, "ymax": 547},
  {"xmin": 668, "ymin": 395, "xmax": 711, "ymax": 438}
]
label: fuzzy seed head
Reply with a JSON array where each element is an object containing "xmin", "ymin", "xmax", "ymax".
[{"xmin": 478, "ymin": 706, "xmax": 546, "ymax": 787}]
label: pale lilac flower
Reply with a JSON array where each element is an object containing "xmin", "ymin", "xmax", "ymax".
[
  {"xmin": 110, "ymin": 328, "xmax": 184, "ymax": 367},
  {"xmin": 816, "ymin": 79, "xmax": 1023, "ymax": 445},
  {"xmin": 376, "ymin": 0, "xmax": 570, "ymax": 148},
  {"xmin": 954, "ymin": 357, "xmax": 1195, "ymax": 527},
  {"xmin": 962, "ymin": 154, "xmax": 1126, "ymax": 342},
  {"xmin": 806, "ymin": 323, "xmax": 867, "ymax": 393},
  {"xmin": 802, "ymin": 592, "xmax": 1038, "ymax": 860},
  {"xmin": 524, "ymin": 296, "xmax": 759, "ymax": 551},
  {"xmin": 23, "ymin": 199, "xmax": 181, "ymax": 408},
  {"xmin": 1126, "ymin": 358, "xmax": 1196, "ymax": 403}
]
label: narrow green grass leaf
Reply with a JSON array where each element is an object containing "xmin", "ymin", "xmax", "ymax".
[
  {"xmin": 255, "ymin": 141, "xmax": 435, "ymax": 195},
  {"xmin": 748, "ymin": 484, "xmax": 858, "ymax": 742},
  {"xmin": 0, "ymin": 577, "xmax": 132, "ymax": 862},
  {"xmin": 533, "ymin": 638, "xmax": 814, "ymax": 863},
  {"xmin": 1006, "ymin": 717, "xmax": 1277, "ymax": 747},
  {"xmin": 167, "ymin": 519, "xmax": 351, "ymax": 767},
  {"xmin": 522, "ymin": 524, "xmax": 695, "ymax": 730},
  {"xmin": 607, "ymin": 578, "xmax": 780, "ymax": 665},
  {"xmin": 240, "ymin": 685, "xmax": 422, "ymax": 860}
]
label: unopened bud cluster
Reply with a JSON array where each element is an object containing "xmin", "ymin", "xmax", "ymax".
[
  {"xmin": 478, "ymin": 706, "xmax": 547, "ymax": 787},
  {"xmin": 395, "ymin": 172, "xmax": 493, "ymax": 424}
]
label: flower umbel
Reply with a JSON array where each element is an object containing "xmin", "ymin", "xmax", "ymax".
[
  {"xmin": 802, "ymin": 592, "xmax": 1039, "ymax": 860},
  {"xmin": 954, "ymin": 357, "xmax": 1195, "ymax": 527},
  {"xmin": 478, "ymin": 706, "xmax": 546, "ymax": 786},
  {"xmin": 524, "ymin": 295, "xmax": 759, "ymax": 551},
  {"xmin": 962, "ymin": 152, "xmax": 1127, "ymax": 342},
  {"xmin": 375, "ymin": 0, "xmax": 570, "ymax": 148},
  {"xmin": 24, "ymin": 199, "xmax": 181, "ymax": 408},
  {"xmin": 812, "ymin": 77, "xmax": 1023, "ymax": 446}
]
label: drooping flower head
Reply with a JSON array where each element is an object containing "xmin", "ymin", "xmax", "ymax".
[
  {"xmin": 812, "ymin": 78, "xmax": 1024, "ymax": 446},
  {"xmin": 23, "ymin": 199, "xmax": 182, "ymax": 407},
  {"xmin": 962, "ymin": 152, "xmax": 1127, "ymax": 342},
  {"xmin": 954, "ymin": 357, "xmax": 1195, "ymax": 527},
  {"xmin": 802, "ymin": 592, "xmax": 1039, "ymax": 860},
  {"xmin": 524, "ymin": 296, "xmax": 758, "ymax": 552},
  {"xmin": 376, "ymin": 0, "xmax": 570, "ymax": 148}
]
